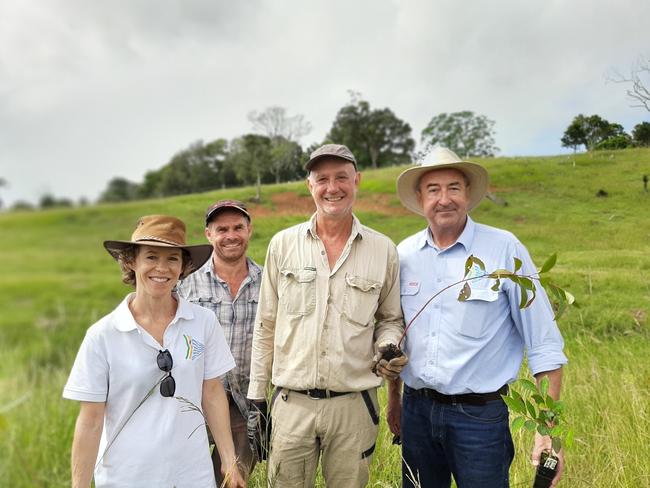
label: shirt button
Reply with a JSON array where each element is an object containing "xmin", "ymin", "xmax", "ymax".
[
  {"xmin": 437, "ymin": 278, "xmax": 442, "ymax": 283},
  {"xmin": 321, "ymin": 351, "xmax": 326, "ymax": 356},
  {"xmin": 321, "ymin": 250, "xmax": 326, "ymax": 255},
  {"xmin": 434, "ymin": 304, "xmax": 440, "ymax": 309}
]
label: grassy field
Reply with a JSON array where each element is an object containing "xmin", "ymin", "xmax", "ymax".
[{"xmin": 1, "ymin": 149, "xmax": 649, "ymax": 487}]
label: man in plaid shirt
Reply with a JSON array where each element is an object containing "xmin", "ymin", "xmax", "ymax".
[{"xmin": 177, "ymin": 199, "xmax": 262, "ymax": 484}]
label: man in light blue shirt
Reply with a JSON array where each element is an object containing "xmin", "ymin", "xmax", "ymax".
[{"xmin": 387, "ymin": 147, "xmax": 567, "ymax": 488}]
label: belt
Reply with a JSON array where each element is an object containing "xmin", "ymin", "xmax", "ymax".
[
  {"xmin": 291, "ymin": 388, "xmax": 352, "ymax": 399},
  {"xmin": 405, "ymin": 384, "xmax": 508, "ymax": 406}
]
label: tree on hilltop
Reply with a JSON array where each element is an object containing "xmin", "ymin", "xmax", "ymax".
[
  {"xmin": 99, "ymin": 177, "xmax": 140, "ymax": 203},
  {"xmin": 249, "ymin": 106, "xmax": 309, "ymax": 183},
  {"xmin": 421, "ymin": 111, "xmax": 498, "ymax": 157},
  {"xmin": 632, "ymin": 121, "xmax": 650, "ymax": 147},
  {"xmin": 561, "ymin": 114, "xmax": 627, "ymax": 151},
  {"xmin": 327, "ymin": 92, "xmax": 415, "ymax": 169}
]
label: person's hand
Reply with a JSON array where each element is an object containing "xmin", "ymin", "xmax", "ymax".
[
  {"xmin": 386, "ymin": 388, "xmax": 402, "ymax": 437},
  {"xmin": 247, "ymin": 400, "xmax": 270, "ymax": 461},
  {"xmin": 372, "ymin": 344, "xmax": 408, "ymax": 381},
  {"xmin": 221, "ymin": 461, "xmax": 246, "ymax": 488},
  {"xmin": 532, "ymin": 432, "xmax": 564, "ymax": 487}
]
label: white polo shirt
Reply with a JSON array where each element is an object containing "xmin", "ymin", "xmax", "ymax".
[{"xmin": 63, "ymin": 293, "xmax": 235, "ymax": 488}]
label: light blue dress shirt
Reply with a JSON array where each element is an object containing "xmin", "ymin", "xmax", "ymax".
[{"xmin": 398, "ymin": 216, "xmax": 567, "ymax": 395}]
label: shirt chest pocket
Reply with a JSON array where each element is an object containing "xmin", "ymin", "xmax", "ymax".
[
  {"xmin": 343, "ymin": 274, "xmax": 382, "ymax": 326},
  {"xmin": 400, "ymin": 280, "xmax": 421, "ymax": 318},
  {"xmin": 459, "ymin": 288, "xmax": 499, "ymax": 338},
  {"xmin": 279, "ymin": 268, "xmax": 317, "ymax": 315}
]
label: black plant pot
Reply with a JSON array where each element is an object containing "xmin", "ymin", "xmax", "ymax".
[{"xmin": 532, "ymin": 450, "xmax": 559, "ymax": 488}]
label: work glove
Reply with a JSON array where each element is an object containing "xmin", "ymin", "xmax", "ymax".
[
  {"xmin": 371, "ymin": 343, "xmax": 408, "ymax": 381},
  {"xmin": 246, "ymin": 400, "xmax": 270, "ymax": 461}
]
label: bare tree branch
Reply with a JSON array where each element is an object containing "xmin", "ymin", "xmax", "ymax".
[{"xmin": 608, "ymin": 57, "xmax": 650, "ymax": 112}]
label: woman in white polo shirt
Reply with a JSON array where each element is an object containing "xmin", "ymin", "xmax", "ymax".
[{"xmin": 63, "ymin": 215, "xmax": 245, "ymax": 488}]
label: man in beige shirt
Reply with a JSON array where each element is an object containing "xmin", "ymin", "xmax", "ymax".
[{"xmin": 247, "ymin": 144, "xmax": 408, "ymax": 487}]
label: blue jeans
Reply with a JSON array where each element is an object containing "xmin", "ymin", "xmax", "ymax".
[{"xmin": 401, "ymin": 386, "xmax": 514, "ymax": 488}]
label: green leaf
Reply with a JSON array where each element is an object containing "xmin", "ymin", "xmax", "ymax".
[
  {"xmin": 552, "ymin": 437, "xmax": 562, "ymax": 453},
  {"xmin": 513, "ymin": 257, "xmax": 522, "ymax": 273},
  {"xmin": 488, "ymin": 269, "xmax": 513, "ymax": 278},
  {"xmin": 525, "ymin": 400, "xmax": 537, "ymax": 418},
  {"xmin": 519, "ymin": 285, "xmax": 528, "ymax": 309},
  {"xmin": 525, "ymin": 288, "xmax": 537, "ymax": 308},
  {"xmin": 510, "ymin": 389, "xmax": 523, "ymax": 404},
  {"xmin": 491, "ymin": 279, "xmax": 501, "ymax": 291},
  {"xmin": 457, "ymin": 282, "xmax": 472, "ymax": 301},
  {"xmin": 502, "ymin": 395, "xmax": 526, "ymax": 415},
  {"xmin": 540, "ymin": 376, "xmax": 550, "ymax": 397},
  {"xmin": 518, "ymin": 277, "xmax": 535, "ymax": 290},
  {"xmin": 519, "ymin": 379, "xmax": 538, "ymax": 394},
  {"xmin": 524, "ymin": 420, "xmax": 537, "ymax": 432},
  {"xmin": 472, "ymin": 256, "xmax": 486, "ymax": 271},
  {"xmin": 532, "ymin": 394, "xmax": 545, "ymax": 405},
  {"xmin": 511, "ymin": 416, "xmax": 526, "ymax": 432},
  {"xmin": 564, "ymin": 290, "xmax": 576, "ymax": 305},
  {"xmin": 540, "ymin": 253, "xmax": 557, "ymax": 274},
  {"xmin": 551, "ymin": 425, "xmax": 564, "ymax": 437},
  {"xmin": 553, "ymin": 400, "xmax": 565, "ymax": 413},
  {"xmin": 537, "ymin": 424, "xmax": 551, "ymax": 436},
  {"xmin": 464, "ymin": 256, "xmax": 474, "ymax": 278}
]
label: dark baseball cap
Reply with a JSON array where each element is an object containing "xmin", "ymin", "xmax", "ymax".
[
  {"xmin": 205, "ymin": 200, "xmax": 251, "ymax": 225},
  {"xmin": 304, "ymin": 144, "xmax": 357, "ymax": 171}
]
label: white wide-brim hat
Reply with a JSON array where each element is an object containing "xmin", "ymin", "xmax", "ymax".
[{"xmin": 396, "ymin": 147, "xmax": 489, "ymax": 216}]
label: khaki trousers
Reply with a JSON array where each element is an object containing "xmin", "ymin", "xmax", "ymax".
[{"xmin": 267, "ymin": 388, "xmax": 379, "ymax": 488}]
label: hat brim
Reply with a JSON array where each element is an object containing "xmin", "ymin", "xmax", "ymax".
[
  {"xmin": 103, "ymin": 240, "xmax": 213, "ymax": 279},
  {"xmin": 396, "ymin": 162, "xmax": 489, "ymax": 216}
]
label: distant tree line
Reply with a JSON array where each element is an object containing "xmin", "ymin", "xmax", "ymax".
[
  {"xmin": 97, "ymin": 94, "xmax": 498, "ymax": 204},
  {"xmin": 561, "ymin": 115, "xmax": 650, "ymax": 152}
]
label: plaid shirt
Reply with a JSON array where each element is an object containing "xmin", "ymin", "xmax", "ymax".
[{"xmin": 177, "ymin": 256, "xmax": 262, "ymax": 418}]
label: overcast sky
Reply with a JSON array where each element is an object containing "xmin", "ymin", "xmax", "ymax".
[{"xmin": 1, "ymin": 0, "xmax": 649, "ymax": 206}]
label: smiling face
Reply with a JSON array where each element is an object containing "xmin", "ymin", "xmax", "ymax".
[
  {"xmin": 307, "ymin": 158, "xmax": 360, "ymax": 219},
  {"xmin": 416, "ymin": 168, "xmax": 471, "ymax": 241},
  {"xmin": 205, "ymin": 209, "xmax": 252, "ymax": 264},
  {"xmin": 131, "ymin": 245, "xmax": 184, "ymax": 298}
]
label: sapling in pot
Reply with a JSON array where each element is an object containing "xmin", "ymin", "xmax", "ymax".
[{"xmin": 502, "ymin": 377, "xmax": 574, "ymax": 488}]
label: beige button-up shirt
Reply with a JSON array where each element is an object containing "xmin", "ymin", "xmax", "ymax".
[{"xmin": 247, "ymin": 214, "xmax": 404, "ymax": 399}]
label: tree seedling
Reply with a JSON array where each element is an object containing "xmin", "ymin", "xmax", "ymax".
[
  {"xmin": 382, "ymin": 252, "xmax": 575, "ymax": 486},
  {"xmin": 502, "ymin": 376, "xmax": 574, "ymax": 487}
]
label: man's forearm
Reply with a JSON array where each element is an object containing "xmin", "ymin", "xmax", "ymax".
[
  {"xmin": 534, "ymin": 367, "xmax": 563, "ymax": 400},
  {"xmin": 247, "ymin": 318, "xmax": 276, "ymax": 399},
  {"xmin": 388, "ymin": 377, "xmax": 402, "ymax": 399}
]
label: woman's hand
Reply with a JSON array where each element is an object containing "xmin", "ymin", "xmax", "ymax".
[{"xmin": 221, "ymin": 462, "xmax": 246, "ymax": 488}]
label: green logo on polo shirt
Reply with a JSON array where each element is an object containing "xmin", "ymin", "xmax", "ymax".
[{"xmin": 183, "ymin": 334, "xmax": 205, "ymax": 360}]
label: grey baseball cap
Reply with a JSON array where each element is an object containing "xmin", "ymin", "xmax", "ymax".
[{"xmin": 304, "ymin": 144, "xmax": 357, "ymax": 171}]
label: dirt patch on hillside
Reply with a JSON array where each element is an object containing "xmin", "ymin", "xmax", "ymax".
[{"xmin": 247, "ymin": 191, "xmax": 412, "ymax": 218}]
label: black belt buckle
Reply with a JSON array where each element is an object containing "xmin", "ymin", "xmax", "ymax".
[{"xmin": 306, "ymin": 389, "xmax": 327, "ymax": 399}]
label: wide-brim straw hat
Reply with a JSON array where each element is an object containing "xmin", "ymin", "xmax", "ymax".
[
  {"xmin": 103, "ymin": 215, "xmax": 213, "ymax": 279},
  {"xmin": 396, "ymin": 147, "xmax": 489, "ymax": 215}
]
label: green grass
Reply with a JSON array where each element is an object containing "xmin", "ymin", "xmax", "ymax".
[{"xmin": 1, "ymin": 148, "xmax": 649, "ymax": 486}]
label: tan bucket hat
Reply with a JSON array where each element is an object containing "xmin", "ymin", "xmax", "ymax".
[
  {"xmin": 396, "ymin": 147, "xmax": 489, "ymax": 215},
  {"xmin": 103, "ymin": 215, "xmax": 213, "ymax": 279}
]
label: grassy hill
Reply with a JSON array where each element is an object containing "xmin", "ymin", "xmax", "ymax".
[{"xmin": 1, "ymin": 149, "xmax": 649, "ymax": 486}]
